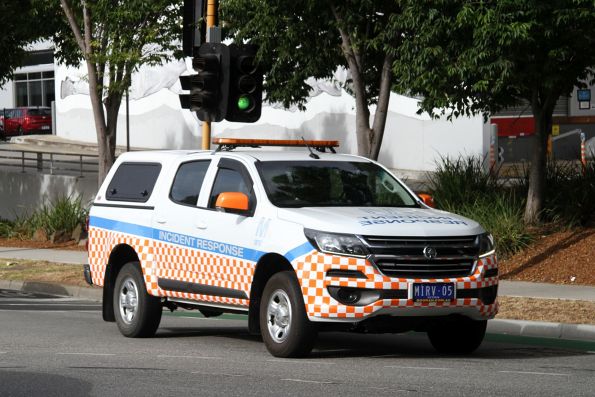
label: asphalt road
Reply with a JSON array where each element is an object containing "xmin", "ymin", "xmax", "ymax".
[{"xmin": 1, "ymin": 289, "xmax": 594, "ymax": 397}]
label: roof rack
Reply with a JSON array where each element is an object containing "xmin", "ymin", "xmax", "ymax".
[{"xmin": 212, "ymin": 138, "xmax": 339, "ymax": 153}]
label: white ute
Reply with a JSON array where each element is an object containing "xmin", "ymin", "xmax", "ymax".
[{"xmin": 85, "ymin": 138, "xmax": 498, "ymax": 357}]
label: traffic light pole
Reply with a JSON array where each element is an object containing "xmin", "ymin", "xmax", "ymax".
[{"xmin": 202, "ymin": 0, "xmax": 218, "ymax": 150}]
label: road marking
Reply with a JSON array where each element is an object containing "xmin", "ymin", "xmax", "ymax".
[
  {"xmin": 158, "ymin": 355, "xmax": 222, "ymax": 360},
  {"xmin": 192, "ymin": 372, "xmax": 246, "ymax": 377},
  {"xmin": 370, "ymin": 354, "xmax": 404, "ymax": 358},
  {"xmin": 267, "ymin": 359, "xmax": 335, "ymax": 365},
  {"xmin": 385, "ymin": 366, "xmax": 449, "ymax": 371},
  {"xmin": 57, "ymin": 353, "xmax": 115, "ymax": 356},
  {"xmin": 282, "ymin": 378, "xmax": 335, "ymax": 384},
  {"xmin": 499, "ymin": 370, "xmax": 569, "ymax": 377}
]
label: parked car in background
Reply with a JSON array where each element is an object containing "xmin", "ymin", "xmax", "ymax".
[{"xmin": 0, "ymin": 107, "xmax": 52, "ymax": 139}]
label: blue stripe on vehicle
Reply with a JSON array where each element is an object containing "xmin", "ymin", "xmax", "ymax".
[
  {"xmin": 89, "ymin": 216, "xmax": 265, "ymax": 262},
  {"xmin": 90, "ymin": 216, "xmax": 154, "ymax": 239},
  {"xmin": 284, "ymin": 241, "xmax": 316, "ymax": 262}
]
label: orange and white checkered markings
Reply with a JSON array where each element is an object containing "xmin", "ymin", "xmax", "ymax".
[
  {"xmin": 292, "ymin": 250, "xmax": 499, "ymax": 320},
  {"xmin": 88, "ymin": 226, "xmax": 254, "ymax": 307}
]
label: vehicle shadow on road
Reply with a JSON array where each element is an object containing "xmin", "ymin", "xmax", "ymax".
[
  {"xmin": 152, "ymin": 325, "xmax": 591, "ymax": 360},
  {"xmin": 309, "ymin": 332, "xmax": 592, "ymax": 360},
  {"xmin": 156, "ymin": 326, "xmax": 261, "ymax": 344}
]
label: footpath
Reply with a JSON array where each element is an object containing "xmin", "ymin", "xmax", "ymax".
[{"xmin": 0, "ymin": 246, "xmax": 594, "ymax": 344}]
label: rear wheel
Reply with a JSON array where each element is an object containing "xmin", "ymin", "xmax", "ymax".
[
  {"xmin": 113, "ymin": 262, "xmax": 162, "ymax": 337},
  {"xmin": 427, "ymin": 316, "xmax": 487, "ymax": 354},
  {"xmin": 260, "ymin": 271, "xmax": 318, "ymax": 357}
]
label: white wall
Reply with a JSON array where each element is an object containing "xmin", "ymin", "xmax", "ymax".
[
  {"xmin": 55, "ymin": 60, "xmax": 487, "ymax": 172},
  {"xmin": 0, "ymin": 170, "xmax": 97, "ymax": 221}
]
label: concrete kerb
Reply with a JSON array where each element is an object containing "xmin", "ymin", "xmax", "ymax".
[
  {"xmin": 488, "ymin": 319, "xmax": 595, "ymax": 343},
  {"xmin": 0, "ymin": 279, "xmax": 102, "ymax": 302}
]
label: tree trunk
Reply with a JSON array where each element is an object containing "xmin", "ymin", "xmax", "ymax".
[
  {"xmin": 85, "ymin": 61, "xmax": 111, "ymax": 186},
  {"xmin": 524, "ymin": 104, "xmax": 553, "ymax": 224},
  {"xmin": 369, "ymin": 54, "xmax": 393, "ymax": 161}
]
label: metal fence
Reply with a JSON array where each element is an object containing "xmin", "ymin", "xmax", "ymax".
[{"xmin": 0, "ymin": 147, "xmax": 99, "ymax": 177}]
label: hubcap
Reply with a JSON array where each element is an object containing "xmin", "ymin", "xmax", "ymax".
[
  {"xmin": 118, "ymin": 277, "xmax": 139, "ymax": 324},
  {"xmin": 266, "ymin": 289, "xmax": 292, "ymax": 343}
]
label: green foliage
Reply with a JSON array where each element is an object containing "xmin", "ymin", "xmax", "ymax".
[
  {"xmin": 41, "ymin": 0, "xmax": 183, "ymax": 98},
  {"xmin": 428, "ymin": 155, "xmax": 531, "ymax": 258},
  {"xmin": 0, "ymin": 0, "xmax": 54, "ymax": 85},
  {"xmin": 0, "ymin": 196, "xmax": 88, "ymax": 239},
  {"xmin": 444, "ymin": 194, "xmax": 531, "ymax": 259},
  {"xmin": 427, "ymin": 156, "xmax": 499, "ymax": 209},
  {"xmin": 221, "ymin": 0, "xmax": 400, "ymax": 109},
  {"xmin": 539, "ymin": 160, "xmax": 595, "ymax": 226},
  {"xmin": 394, "ymin": 0, "xmax": 595, "ymax": 119}
]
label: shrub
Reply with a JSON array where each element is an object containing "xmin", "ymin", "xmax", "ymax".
[
  {"xmin": 0, "ymin": 196, "xmax": 88, "ymax": 240},
  {"xmin": 428, "ymin": 155, "xmax": 499, "ymax": 209},
  {"xmin": 429, "ymin": 155, "xmax": 532, "ymax": 258},
  {"xmin": 441, "ymin": 193, "xmax": 532, "ymax": 258},
  {"xmin": 35, "ymin": 195, "xmax": 88, "ymax": 237},
  {"xmin": 543, "ymin": 160, "xmax": 595, "ymax": 226}
]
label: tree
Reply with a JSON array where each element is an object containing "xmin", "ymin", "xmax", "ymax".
[
  {"xmin": 44, "ymin": 0, "xmax": 183, "ymax": 184},
  {"xmin": 393, "ymin": 0, "xmax": 595, "ymax": 224},
  {"xmin": 221, "ymin": 0, "xmax": 401, "ymax": 160},
  {"xmin": 0, "ymin": 1, "xmax": 53, "ymax": 85}
]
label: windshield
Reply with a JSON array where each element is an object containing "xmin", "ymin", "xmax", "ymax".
[{"xmin": 257, "ymin": 161, "xmax": 418, "ymax": 208}]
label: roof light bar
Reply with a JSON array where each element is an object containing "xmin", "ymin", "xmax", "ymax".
[{"xmin": 212, "ymin": 138, "xmax": 340, "ymax": 153}]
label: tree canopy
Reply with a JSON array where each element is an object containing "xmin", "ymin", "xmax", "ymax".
[
  {"xmin": 392, "ymin": 0, "xmax": 595, "ymax": 223},
  {"xmin": 0, "ymin": 0, "xmax": 54, "ymax": 85},
  {"xmin": 221, "ymin": 0, "xmax": 402, "ymax": 159},
  {"xmin": 41, "ymin": 0, "xmax": 183, "ymax": 184}
]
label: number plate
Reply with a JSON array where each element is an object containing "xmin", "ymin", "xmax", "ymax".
[
  {"xmin": 41, "ymin": 125, "xmax": 50, "ymax": 130},
  {"xmin": 411, "ymin": 282, "xmax": 455, "ymax": 302}
]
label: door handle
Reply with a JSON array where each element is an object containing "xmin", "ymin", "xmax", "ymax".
[
  {"xmin": 155, "ymin": 218, "xmax": 166, "ymax": 224},
  {"xmin": 195, "ymin": 221, "xmax": 207, "ymax": 230}
]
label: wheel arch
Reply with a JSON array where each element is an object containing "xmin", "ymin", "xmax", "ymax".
[
  {"xmin": 248, "ymin": 253, "xmax": 294, "ymax": 334},
  {"xmin": 102, "ymin": 243, "xmax": 141, "ymax": 322}
]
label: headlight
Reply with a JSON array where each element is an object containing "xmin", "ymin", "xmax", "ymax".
[
  {"xmin": 478, "ymin": 233, "xmax": 495, "ymax": 258},
  {"xmin": 304, "ymin": 229, "xmax": 368, "ymax": 257}
]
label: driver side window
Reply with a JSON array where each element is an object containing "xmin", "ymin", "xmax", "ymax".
[{"xmin": 208, "ymin": 160, "xmax": 255, "ymax": 211}]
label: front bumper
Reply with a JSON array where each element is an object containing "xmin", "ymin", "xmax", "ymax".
[{"xmin": 293, "ymin": 251, "xmax": 498, "ymax": 322}]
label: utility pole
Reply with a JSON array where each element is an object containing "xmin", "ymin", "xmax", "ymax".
[{"xmin": 202, "ymin": 0, "xmax": 217, "ymax": 150}]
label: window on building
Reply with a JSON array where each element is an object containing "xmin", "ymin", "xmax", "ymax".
[{"xmin": 14, "ymin": 71, "xmax": 55, "ymax": 107}]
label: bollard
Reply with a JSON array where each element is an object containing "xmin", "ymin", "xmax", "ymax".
[{"xmin": 580, "ymin": 132, "xmax": 586, "ymax": 175}]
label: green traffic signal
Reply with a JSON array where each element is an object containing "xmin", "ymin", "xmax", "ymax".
[{"xmin": 237, "ymin": 95, "xmax": 251, "ymax": 111}]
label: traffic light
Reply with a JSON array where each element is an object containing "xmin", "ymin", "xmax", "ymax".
[
  {"xmin": 179, "ymin": 43, "xmax": 230, "ymax": 122},
  {"xmin": 225, "ymin": 44, "xmax": 263, "ymax": 123}
]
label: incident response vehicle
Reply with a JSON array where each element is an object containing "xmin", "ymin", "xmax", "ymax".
[{"xmin": 85, "ymin": 138, "xmax": 498, "ymax": 357}]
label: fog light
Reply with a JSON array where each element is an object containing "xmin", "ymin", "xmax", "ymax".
[
  {"xmin": 327, "ymin": 287, "xmax": 381, "ymax": 306},
  {"xmin": 337, "ymin": 288, "xmax": 361, "ymax": 304}
]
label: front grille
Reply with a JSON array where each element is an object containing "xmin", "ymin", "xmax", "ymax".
[{"xmin": 361, "ymin": 235, "xmax": 479, "ymax": 278}]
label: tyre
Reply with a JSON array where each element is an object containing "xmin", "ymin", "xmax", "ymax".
[
  {"xmin": 427, "ymin": 316, "xmax": 487, "ymax": 354},
  {"xmin": 113, "ymin": 262, "xmax": 162, "ymax": 337},
  {"xmin": 260, "ymin": 271, "xmax": 318, "ymax": 357}
]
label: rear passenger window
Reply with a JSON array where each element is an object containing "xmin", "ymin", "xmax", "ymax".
[
  {"xmin": 106, "ymin": 162, "xmax": 161, "ymax": 202},
  {"xmin": 170, "ymin": 160, "xmax": 210, "ymax": 205}
]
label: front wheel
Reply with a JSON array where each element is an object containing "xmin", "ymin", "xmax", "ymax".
[
  {"xmin": 113, "ymin": 262, "xmax": 162, "ymax": 337},
  {"xmin": 427, "ymin": 316, "xmax": 487, "ymax": 354},
  {"xmin": 260, "ymin": 271, "xmax": 317, "ymax": 357}
]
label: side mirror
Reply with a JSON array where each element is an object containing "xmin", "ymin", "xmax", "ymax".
[
  {"xmin": 215, "ymin": 192, "xmax": 249, "ymax": 213},
  {"xmin": 417, "ymin": 193, "xmax": 435, "ymax": 208}
]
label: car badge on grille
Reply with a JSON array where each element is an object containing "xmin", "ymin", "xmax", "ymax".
[{"xmin": 423, "ymin": 246, "xmax": 438, "ymax": 259}]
